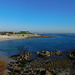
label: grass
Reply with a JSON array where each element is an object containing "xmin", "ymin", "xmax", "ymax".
[{"xmin": 15, "ymin": 32, "xmax": 32, "ymax": 34}]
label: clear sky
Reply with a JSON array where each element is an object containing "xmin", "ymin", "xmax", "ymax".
[{"xmin": 0, "ymin": 0, "xmax": 75, "ymax": 33}]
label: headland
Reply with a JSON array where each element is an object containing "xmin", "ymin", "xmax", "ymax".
[{"xmin": 0, "ymin": 31, "xmax": 52, "ymax": 42}]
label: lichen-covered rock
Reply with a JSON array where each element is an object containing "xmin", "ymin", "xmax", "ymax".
[
  {"xmin": 55, "ymin": 50, "xmax": 62, "ymax": 55},
  {"xmin": 37, "ymin": 51, "xmax": 40, "ymax": 55},
  {"xmin": 37, "ymin": 50, "xmax": 51, "ymax": 57},
  {"xmin": 13, "ymin": 65, "xmax": 20, "ymax": 71},
  {"xmin": 46, "ymin": 70, "xmax": 52, "ymax": 75},
  {"xmin": 8, "ymin": 50, "xmax": 74, "ymax": 75},
  {"xmin": 11, "ymin": 52, "xmax": 32, "ymax": 61}
]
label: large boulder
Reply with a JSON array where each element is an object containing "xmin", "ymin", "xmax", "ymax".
[
  {"xmin": 55, "ymin": 50, "xmax": 62, "ymax": 55},
  {"xmin": 46, "ymin": 70, "xmax": 53, "ymax": 75},
  {"xmin": 37, "ymin": 50, "xmax": 51, "ymax": 57},
  {"xmin": 37, "ymin": 51, "xmax": 40, "ymax": 55}
]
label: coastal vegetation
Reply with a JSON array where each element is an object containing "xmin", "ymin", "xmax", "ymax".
[
  {"xmin": 0, "ymin": 31, "xmax": 32, "ymax": 35},
  {"xmin": 15, "ymin": 31, "xmax": 32, "ymax": 34},
  {"xmin": 0, "ymin": 60, "xmax": 6, "ymax": 75}
]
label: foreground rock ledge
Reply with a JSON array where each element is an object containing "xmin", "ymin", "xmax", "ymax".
[{"xmin": 7, "ymin": 50, "xmax": 75, "ymax": 75}]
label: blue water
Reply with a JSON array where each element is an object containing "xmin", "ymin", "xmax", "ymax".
[{"xmin": 0, "ymin": 33, "xmax": 75, "ymax": 56}]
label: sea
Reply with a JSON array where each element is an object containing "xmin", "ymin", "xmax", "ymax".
[{"xmin": 0, "ymin": 33, "xmax": 75, "ymax": 56}]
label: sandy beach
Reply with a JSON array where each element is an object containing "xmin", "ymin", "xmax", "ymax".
[{"xmin": 0, "ymin": 35, "xmax": 27, "ymax": 41}]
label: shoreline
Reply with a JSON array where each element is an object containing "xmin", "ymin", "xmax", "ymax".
[
  {"xmin": 0, "ymin": 34, "xmax": 52, "ymax": 42},
  {"xmin": 0, "ymin": 35, "xmax": 26, "ymax": 42}
]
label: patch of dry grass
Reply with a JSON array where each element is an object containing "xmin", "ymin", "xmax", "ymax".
[{"xmin": 0, "ymin": 60, "xmax": 6, "ymax": 75}]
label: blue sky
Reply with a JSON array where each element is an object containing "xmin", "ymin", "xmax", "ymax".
[{"xmin": 0, "ymin": 0, "xmax": 75, "ymax": 33}]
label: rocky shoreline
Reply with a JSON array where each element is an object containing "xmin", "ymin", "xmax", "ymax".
[{"xmin": 5, "ymin": 50, "xmax": 75, "ymax": 75}]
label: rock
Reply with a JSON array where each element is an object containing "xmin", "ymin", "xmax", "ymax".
[
  {"xmin": 50, "ymin": 51, "xmax": 54, "ymax": 55},
  {"xmin": 27, "ymin": 52, "xmax": 30, "ymax": 56},
  {"xmin": 37, "ymin": 51, "xmax": 40, "ymax": 55},
  {"xmin": 69, "ymin": 50, "xmax": 75, "ymax": 59},
  {"xmin": 55, "ymin": 50, "xmax": 62, "ymax": 55},
  {"xmin": 42, "ymin": 50, "xmax": 45, "ymax": 53},
  {"xmin": 45, "ymin": 51, "xmax": 50, "ymax": 56},
  {"xmin": 11, "ymin": 52, "xmax": 32, "ymax": 61},
  {"xmin": 20, "ymin": 70, "xmax": 24, "ymax": 74},
  {"xmin": 73, "ymin": 62, "xmax": 75, "ymax": 68},
  {"xmin": 37, "ymin": 51, "xmax": 51, "ymax": 57},
  {"xmin": 70, "ymin": 68, "xmax": 75, "ymax": 75},
  {"xmin": 46, "ymin": 70, "xmax": 52, "ymax": 75},
  {"xmin": 40, "ymin": 70, "xmax": 46, "ymax": 75},
  {"xmin": 13, "ymin": 65, "xmax": 20, "ymax": 71}
]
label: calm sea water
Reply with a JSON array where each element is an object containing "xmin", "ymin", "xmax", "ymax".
[{"xmin": 0, "ymin": 33, "xmax": 75, "ymax": 56}]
